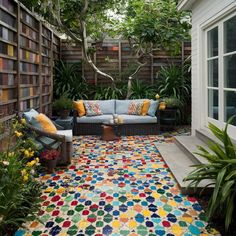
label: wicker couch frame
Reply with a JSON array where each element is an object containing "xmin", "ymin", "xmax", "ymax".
[{"xmin": 73, "ymin": 110, "xmax": 160, "ymax": 136}]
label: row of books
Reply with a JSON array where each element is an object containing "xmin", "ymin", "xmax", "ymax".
[
  {"xmin": 42, "ymin": 94, "xmax": 50, "ymax": 104},
  {"xmin": 42, "ymin": 76, "xmax": 51, "ymax": 85},
  {"xmin": 20, "ymin": 49, "xmax": 39, "ymax": 63},
  {"xmin": 0, "ymin": 9, "xmax": 16, "ymax": 28},
  {"xmin": 42, "ymin": 56, "xmax": 50, "ymax": 65},
  {"xmin": 42, "ymin": 86, "xmax": 50, "ymax": 94},
  {"xmin": 20, "ymin": 74, "xmax": 39, "ymax": 85},
  {"xmin": 20, "ymin": 87, "xmax": 39, "ymax": 97},
  {"xmin": 42, "ymin": 37, "xmax": 51, "ymax": 47},
  {"xmin": 0, "ymin": 73, "xmax": 15, "ymax": 85},
  {"xmin": 0, "ymin": 42, "xmax": 15, "ymax": 57},
  {"xmin": 20, "ymin": 62, "xmax": 38, "ymax": 73},
  {"xmin": 20, "ymin": 98, "xmax": 39, "ymax": 111},
  {"xmin": 0, "ymin": 26, "xmax": 16, "ymax": 43},
  {"xmin": 0, "ymin": 58, "xmax": 15, "ymax": 70},
  {"xmin": 42, "ymin": 66, "xmax": 51, "ymax": 74},
  {"xmin": 21, "ymin": 11, "xmax": 39, "ymax": 30},
  {"xmin": 42, "ymin": 47, "xmax": 50, "ymax": 56},
  {"xmin": 20, "ymin": 36, "xmax": 38, "ymax": 51},
  {"xmin": 0, "ymin": 88, "xmax": 16, "ymax": 100},
  {"xmin": 42, "ymin": 27, "xmax": 52, "ymax": 39},
  {"xmin": 21, "ymin": 23, "xmax": 38, "ymax": 41},
  {"xmin": 0, "ymin": 0, "xmax": 16, "ymax": 14},
  {"xmin": 42, "ymin": 104, "xmax": 50, "ymax": 113},
  {"xmin": 0, "ymin": 103, "xmax": 16, "ymax": 118}
]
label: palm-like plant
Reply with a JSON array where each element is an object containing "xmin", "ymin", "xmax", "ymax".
[
  {"xmin": 130, "ymin": 80, "xmax": 156, "ymax": 99},
  {"xmin": 54, "ymin": 60, "xmax": 89, "ymax": 99},
  {"xmin": 156, "ymin": 64, "xmax": 191, "ymax": 104},
  {"xmin": 184, "ymin": 116, "xmax": 236, "ymax": 231}
]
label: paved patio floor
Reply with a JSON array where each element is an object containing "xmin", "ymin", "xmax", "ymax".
[{"xmin": 16, "ymin": 132, "xmax": 219, "ymax": 236}]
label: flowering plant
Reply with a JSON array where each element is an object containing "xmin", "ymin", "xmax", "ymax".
[
  {"xmin": 40, "ymin": 149, "xmax": 60, "ymax": 160},
  {"xmin": 0, "ymin": 118, "xmax": 42, "ymax": 235}
]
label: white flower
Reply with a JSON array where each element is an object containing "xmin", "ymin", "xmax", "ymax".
[{"xmin": 2, "ymin": 161, "xmax": 9, "ymax": 166}]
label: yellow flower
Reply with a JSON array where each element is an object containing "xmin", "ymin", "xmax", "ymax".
[
  {"xmin": 155, "ymin": 93, "xmax": 160, "ymax": 99},
  {"xmin": 23, "ymin": 175, "xmax": 29, "ymax": 182},
  {"xmin": 21, "ymin": 118, "xmax": 26, "ymax": 124},
  {"xmin": 24, "ymin": 150, "xmax": 30, "ymax": 157},
  {"xmin": 8, "ymin": 152, "xmax": 15, "ymax": 158},
  {"xmin": 21, "ymin": 169, "xmax": 27, "ymax": 176},
  {"xmin": 29, "ymin": 151, "xmax": 35, "ymax": 157},
  {"xmin": 26, "ymin": 160, "xmax": 36, "ymax": 167},
  {"xmin": 14, "ymin": 131, "xmax": 23, "ymax": 137},
  {"xmin": 35, "ymin": 157, "xmax": 39, "ymax": 163}
]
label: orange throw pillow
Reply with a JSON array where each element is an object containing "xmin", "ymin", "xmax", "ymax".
[
  {"xmin": 35, "ymin": 113, "xmax": 57, "ymax": 133},
  {"xmin": 73, "ymin": 100, "xmax": 86, "ymax": 117},
  {"xmin": 141, "ymin": 100, "xmax": 151, "ymax": 116}
]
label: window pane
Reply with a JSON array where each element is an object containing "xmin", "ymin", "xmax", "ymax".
[
  {"xmin": 208, "ymin": 89, "xmax": 218, "ymax": 120},
  {"xmin": 208, "ymin": 59, "xmax": 218, "ymax": 87},
  {"xmin": 224, "ymin": 15, "xmax": 236, "ymax": 53},
  {"xmin": 208, "ymin": 27, "xmax": 218, "ymax": 58},
  {"xmin": 224, "ymin": 54, "xmax": 236, "ymax": 88},
  {"xmin": 224, "ymin": 91, "xmax": 236, "ymax": 125}
]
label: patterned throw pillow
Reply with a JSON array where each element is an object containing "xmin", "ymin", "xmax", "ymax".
[
  {"xmin": 128, "ymin": 101, "xmax": 143, "ymax": 115},
  {"xmin": 84, "ymin": 101, "xmax": 103, "ymax": 116}
]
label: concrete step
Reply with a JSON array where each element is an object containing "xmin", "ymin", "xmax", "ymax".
[
  {"xmin": 174, "ymin": 136, "xmax": 209, "ymax": 165},
  {"xmin": 154, "ymin": 142, "xmax": 213, "ymax": 195}
]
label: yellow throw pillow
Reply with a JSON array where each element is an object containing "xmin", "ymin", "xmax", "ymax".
[
  {"xmin": 35, "ymin": 114, "xmax": 57, "ymax": 133},
  {"xmin": 141, "ymin": 100, "xmax": 151, "ymax": 116},
  {"xmin": 73, "ymin": 100, "xmax": 86, "ymax": 117}
]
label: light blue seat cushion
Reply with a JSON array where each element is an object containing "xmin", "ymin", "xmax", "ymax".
[
  {"xmin": 30, "ymin": 117, "xmax": 43, "ymax": 129},
  {"xmin": 119, "ymin": 115, "xmax": 157, "ymax": 124},
  {"xmin": 57, "ymin": 130, "xmax": 73, "ymax": 142},
  {"xmin": 77, "ymin": 115, "xmax": 113, "ymax": 123},
  {"xmin": 148, "ymin": 100, "xmax": 159, "ymax": 117},
  {"xmin": 98, "ymin": 100, "xmax": 115, "ymax": 114},
  {"xmin": 115, "ymin": 99, "xmax": 145, "ymax": 114},
  {"xmin": 23, "ymin": 109, "xmax": 39, "ymax": 122}
]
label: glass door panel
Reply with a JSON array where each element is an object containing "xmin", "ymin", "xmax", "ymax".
[{"xmin": 208, "ymin": 89, "xmax": 219, "ymax": 120}]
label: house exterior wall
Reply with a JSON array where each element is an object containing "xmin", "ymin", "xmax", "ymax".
[{"xmin": 191, "ymin": 0, "xmax": 236, "ymax": 135}]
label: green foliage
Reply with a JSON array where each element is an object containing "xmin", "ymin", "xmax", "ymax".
[
  {"xmin": 54, "ymin": 60, "xmax": 89, "ymax": 100},
  {"xmin": 93, "ymin": 85, "xmax": 125, "ymax": 100},
  {"xmin": 52, "ymin": 93, "xmax": 73, "ymax": 111},
  {"xmin": 184, "ymin": 116, "xmax": 236, "ymax": 231},
  {"xmin": 129, "ymin": 80, "xmax": 156, "ymax": 99},
  {"xmin": 122, "ymin": 0, "xmax": 191, "ymax": 55},
  {"xmin": 156, "ymin": 64, "xmax": 191, "ymax": 105},
  {"xmin": 0, "ymin": 119, "xmax": 41, "ymax": 235},
  {"xmin": 161, "ymin": 97, "xmax": 183, "ymax": 109}
]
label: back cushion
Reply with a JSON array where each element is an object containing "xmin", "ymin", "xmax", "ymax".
[
  {"xmin": 115, "ymin": 100, "xmax": 131, "ymax": 114},
  {"xmin": 116, "ymin": 99, "xmax": 146, "ymax": 114},
  {"xmin": 98, "ymin": 100, "xmax": 115, "ymax": 114},
  {"xmin": 23, "ymin": 109, "xmax": 39, "ymax": 123}
]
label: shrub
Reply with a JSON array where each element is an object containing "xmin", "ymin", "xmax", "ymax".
[{"xmin": 52, "ymin": 93, "xmax": 73, "ymax": 112}]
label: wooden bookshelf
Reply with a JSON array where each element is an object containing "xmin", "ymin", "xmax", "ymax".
[{"xmin": 0, "ymin": 0, "xmax": 61, "ymax": 126}]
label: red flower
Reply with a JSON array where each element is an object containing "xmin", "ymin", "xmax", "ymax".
[{"xmin": 40, "ymin": 149, "xmax": 60, "ymax": 160}]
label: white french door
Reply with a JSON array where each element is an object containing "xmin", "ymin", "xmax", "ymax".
[{"xmin": 205, "ymin": 13, "xmax": 236, "ymax": 138}]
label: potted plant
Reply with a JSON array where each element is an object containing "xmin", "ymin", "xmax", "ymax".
[
  {"xmin": 52, "ymin": 94, "xmax": 73, "ymax": 119},
  {"xmin": 40, "ymin": 149, "xmax": 60, "ymax": 173},
  {"xmin": 159, "ymin": 97, "xmax": 182, "ymax": 129}
]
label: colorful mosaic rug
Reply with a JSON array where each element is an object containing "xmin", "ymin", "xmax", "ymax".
[{"xmin": 16, "ymin": 135, "xmax": 219, "ymax": 236}]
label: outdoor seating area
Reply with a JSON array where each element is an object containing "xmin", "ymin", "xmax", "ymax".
[{"xmin": 1, "ymin": 0, "xmax": 236, "ymax": 236}]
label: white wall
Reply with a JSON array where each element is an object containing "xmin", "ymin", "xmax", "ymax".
[{"xmin": 191, "ymin": 0, "xmax": 236, "ymax": 135}]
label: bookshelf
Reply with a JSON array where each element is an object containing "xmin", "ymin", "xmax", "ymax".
[{"xmin": 0, "ymin": 0, "xmax": 61, "ymax": 127}]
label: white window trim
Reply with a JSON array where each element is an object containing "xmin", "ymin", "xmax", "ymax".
[{"xmin": 202, "ymin": 12, "xmax": 236, "ymax": 138}]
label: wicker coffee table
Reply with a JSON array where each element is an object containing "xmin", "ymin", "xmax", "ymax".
[{"xmin": 101, "ymin": 122, "xmax": 122, "ymax": 141}]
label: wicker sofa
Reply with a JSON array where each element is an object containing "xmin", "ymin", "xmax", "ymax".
[{"xmin": 73, "ymin": 99, "xmax": 160, "ymax": 135}]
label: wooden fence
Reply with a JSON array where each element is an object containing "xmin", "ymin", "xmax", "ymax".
[{"xmin": 61, "ymin": 40, "xmax": 191, "ymax": 85}]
